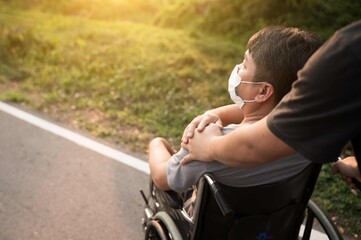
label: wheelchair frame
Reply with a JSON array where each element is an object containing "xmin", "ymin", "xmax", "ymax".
[{"xmin": 141, "ymin": 163, "xmax": 344, "ymax": 240}]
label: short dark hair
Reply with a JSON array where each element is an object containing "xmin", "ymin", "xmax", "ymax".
[{"xmin": 247, "ymin": 26, "xmax": 322, "ymax": 104}]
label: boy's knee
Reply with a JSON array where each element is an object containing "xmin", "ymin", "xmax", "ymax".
[{"xmin": 149, "ymin": 137, "xmax": 166, "ymax": 148}]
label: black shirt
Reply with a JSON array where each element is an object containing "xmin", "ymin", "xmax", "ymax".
[{"xmin": 267, "ymin": 20, "xmax": 361, "ymax": 173}]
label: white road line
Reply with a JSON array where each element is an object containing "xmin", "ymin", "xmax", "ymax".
[
  {"xmin": 299, "ymin": 224, "xmax": 329, "ymax": 240},
  {"xmin": 0, "ymin": 101, "xmax": 150, "ymax": 174},
  {"xmin": 0, "ymin": 101, "xmax": 331, "ymax": 239}
]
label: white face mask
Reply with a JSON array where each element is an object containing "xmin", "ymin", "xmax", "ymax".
[{"xmin": 228, "ymin": 64, "xmax": 265, "ymax": 108}]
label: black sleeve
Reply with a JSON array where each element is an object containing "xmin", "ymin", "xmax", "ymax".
[{"xmin": 267, "ymin": 20, "xmax": 361, "ymax": 165}]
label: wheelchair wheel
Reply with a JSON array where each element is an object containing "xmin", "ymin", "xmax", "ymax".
[
  {"xmin": 300, "ymin": 200, "xmax": 344, "ymax": 240},
  {"xmin": 145, "ymin": 219, "xmax": 170, "ymax": 240}
]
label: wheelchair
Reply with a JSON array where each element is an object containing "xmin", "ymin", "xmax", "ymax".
[{"xmin": 140, "ymin": 162, "xmax": 344, "ymax": 240}]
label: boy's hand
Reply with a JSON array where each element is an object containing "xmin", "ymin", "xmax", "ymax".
[
  {"xmin": 332, "ymin": 156, "xmax": 361, "ymax": 190},
  {"xmin": 181, "ymin": 123, "xmax": 222, "ymax": 165}
]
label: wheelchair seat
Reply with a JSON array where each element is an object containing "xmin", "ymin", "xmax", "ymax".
[
  {"xmin": 142, "ymin": 162, "xmax": 343, "ymax": 240},
  {"xmin": 191, "ymin": 162, "xmax": 321, "ymax": 240}
]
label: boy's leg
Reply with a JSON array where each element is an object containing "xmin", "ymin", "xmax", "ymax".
[
  {"xmin": 148, "ymin": 137, "xmax": 175, "ymax": 190},
  {"xmin": 148, "ymin": 137, "xmax": 174, "ymax": 163}
]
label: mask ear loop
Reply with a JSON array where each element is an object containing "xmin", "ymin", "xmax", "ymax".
[{"xmin": 240, "ymin": 80, "xmax": 267, "ymax": 85}]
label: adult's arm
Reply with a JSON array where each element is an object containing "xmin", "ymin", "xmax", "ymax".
[
  {"xmin": 181, "ymin": 118, "xmax": 296, "ymax": 168},
  {"xmin": 182, "ymin": 104, "xmax": 243, "ymax": 143}
]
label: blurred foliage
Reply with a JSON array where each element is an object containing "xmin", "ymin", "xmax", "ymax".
[
  {"xmin": 0, "ymin": 0, "xmax": 163, "ymax": 22},
  {"xmin": 155, "ymin": 0, "xmax": 361, "ymax": 40},
  {"xmin": 0, "ymin": 0, "xmax": 360, "ymax": 237},
  {"xmin": 313, "ymin": 164, "xmax": 361, "ymax": 237},
  {"xmin": 0, "ymin": 4, "xmax": 239, "ymax": 150}
]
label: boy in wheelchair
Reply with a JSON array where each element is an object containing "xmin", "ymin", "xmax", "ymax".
[{"xmin": 144, "ymin": 27, "xmax": 322, "ymax": 239}]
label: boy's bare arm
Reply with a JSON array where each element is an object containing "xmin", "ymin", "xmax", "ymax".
[{"xmin": 182, "ymin": 104, "xmax": 243, "ymax": 143}]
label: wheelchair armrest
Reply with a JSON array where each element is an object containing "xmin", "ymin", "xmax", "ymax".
[
  {"xmin": 203, "ymin": 173, "xmax": 234, "ymax": 217},
  {"xmin": 164, "ymin": 190, "xmax": 183, "ymax": 209}
]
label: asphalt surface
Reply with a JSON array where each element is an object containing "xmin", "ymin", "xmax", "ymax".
[{"xmin": 0, "ymin": 106, "xmax": 149, "ymax": 240}]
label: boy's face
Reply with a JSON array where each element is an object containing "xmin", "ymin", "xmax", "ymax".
[
  {"xmin": 239, "ymin": 50, "xmax": 257, "ymax": 82},
  {"xmin": 236, "ymin": 50, "xmax": 259, "ymax": 100}
]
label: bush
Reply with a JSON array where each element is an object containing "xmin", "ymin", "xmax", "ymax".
[
  {"xmin": 0, "ymin": 0, "xmax": 161, "ymax": 22},
  {"xmin": 155, "ymin": 0, "xmax": 361, "ymax": 40}
]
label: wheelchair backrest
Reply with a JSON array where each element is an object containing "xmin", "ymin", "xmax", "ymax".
[{"xmin": 190, "ymin": 162, "xmax": 322, "ymax": 240}]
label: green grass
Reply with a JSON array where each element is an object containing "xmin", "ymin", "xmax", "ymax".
[
  {"xmin": 0, "ymin": 1, "xmax": 360, "ymax": 237},
  {"xmin": 313, "ymin": 165, "xmax": 361, "ymax": 237},
  {"xmin": 0, "ymin": 5, "xmax": 241, "ymax": 150}
]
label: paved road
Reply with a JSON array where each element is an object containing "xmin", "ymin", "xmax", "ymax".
[{"xmin": 0, "ymin": 104, "xmax": 149, "ymax": 240}]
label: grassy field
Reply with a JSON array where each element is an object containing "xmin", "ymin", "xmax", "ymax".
[
  {"xmin": 0, "ymin": 1, "xmax": 360, "ymax": 237},
  {"xmin": 0, "ymin": 4, "xmax": 243, "ymax": 149}
]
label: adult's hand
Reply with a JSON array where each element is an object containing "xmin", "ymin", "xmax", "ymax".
[
  {"xmin": 332, "ymin": 156, "xmax": 361, "ymax": 190},
  {"xmin": 181, "ymin": 123, "xmax": 222, "ymax": 165},
  {"xmin": 181, "ymin": 113, "xmax": 222, "ymax": 144}
]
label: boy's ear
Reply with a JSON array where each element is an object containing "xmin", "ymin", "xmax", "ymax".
[{"xmin": 255, "ymin": 83, "xmax": 274, "ymax": 102}]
